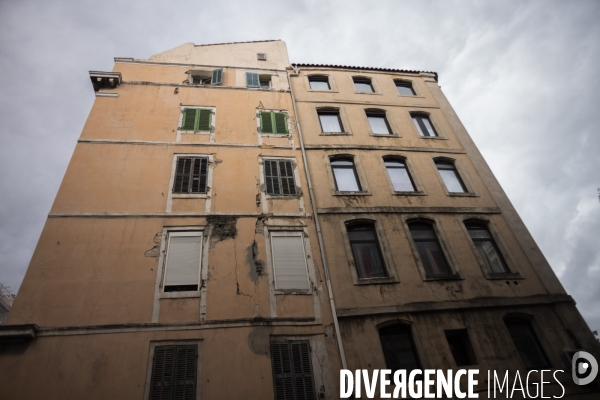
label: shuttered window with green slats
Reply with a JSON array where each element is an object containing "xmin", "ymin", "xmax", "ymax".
[
  {"xmin": 211, "ymin": 68, "xmax": 222, "ymax": 85},
  {"xmin": 270, "ymin": 341, "xmax": 315, "ymax": 400},
  {"xmin": 150, "ymin": 345, "xmax": 198, "ymax": 400},
  {"xmin": 264, "ymin": 159, "xmax": 296, "ymax": 196},
  {"xmin": 260, "ymin": 112, "xmax": 288, "ymax": 135},
  {"xmin": 181, "ymin": 108, "xmax": 212, "ymax": 132}
]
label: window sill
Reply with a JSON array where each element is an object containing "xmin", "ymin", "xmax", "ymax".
[
  {"xmin": 307, "ymin": 89, "xmax": 338, "ymax": 93},
  {"xmin": 423, "ymin": 273, "xmax": 463, "ymax": 281},
  {"xmin": 160, "ymin": 291, "xmax": 201, "ymax": 299},
  {"xmin": 319, "ymin": 132, "xmax": 352, "ymax": 136},
  {"xmin": 371, "ymin": 133, "xmax": 401, "ymax": 138},
  {"xmin": 333, "ymin": 191, "xmax": 371, "ymax": 196},
  {"xmin": 178, "ymin": 130, "xmax": 211, "ymax": 135},
  {"xmin": 354, "ymin": 277, "xmax": 399, "ymax": 285},
  {"xmin": 261, "ymin": 133, "xmax": 291, "ymax": 138},
  {"xmin": 353, "ymin": 91, "xmax": 382, "ymax": 95},
  {"xmin": 397, "ymin": 94, "xmax": 426, "ymax": 99},
  {"xmin": 266, "ymin": 194, "xmax": 301, "ymax": 200},
  {"xmin": 393, "ymin": 191, "xmax": 426, "ymax": 196},
  {"xmin": 418, "ymin": 136, "xmax": 447, "ymax": 140},
  {"xmin": 171, "ymin": 193, "xmax": 209, "ymax": 199},
  {"xmin": 275, "ymin": 289, "xmax": 311, "ymax": 295},
  {"xmin": 484, "ymin": 272, "xmax": 523, "ymax": 280},
  {"xmin": 447, "ymin": 192, "xmax": 478, "ymax": 197}
]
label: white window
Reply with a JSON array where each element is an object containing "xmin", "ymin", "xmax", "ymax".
[
  {"xmin": 271, "ymin": 232, "xmax": 310, "ymax": 290},
  {"xmin": 163, "ymin": 231, "xmax": 203, "ymax": 292}
]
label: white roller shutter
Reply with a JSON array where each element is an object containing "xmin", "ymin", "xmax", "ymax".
[
  {"xmin": 164, "ymin": 232, "xmax": 202, "ymax": 288},
  {"xmin": 271, "ymin": 233, "xmax": 310, "ymax": 290}
]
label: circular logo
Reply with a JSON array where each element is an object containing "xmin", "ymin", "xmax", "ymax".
[{"xmin": 572, "ymin": 351, "xmax": 598, "ymax": 385}]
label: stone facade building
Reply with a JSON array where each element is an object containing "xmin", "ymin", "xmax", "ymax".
[{"xmin": 0, "ymin": 40, "xmax": 598, "ymax": 399}]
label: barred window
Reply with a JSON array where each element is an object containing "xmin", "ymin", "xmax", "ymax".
[
  {"xmin": 173, "ymin": 158, "xmax": 208, "ymax": 194},
  {"xmin": 270, "ymin": 341, "xmax": 316, "ymax": 400},
  {"xmin": 150, "ymin": 345, "xmax": 198, "ymax": 400},
  {"xmin": 264, "ymin": 160, "xmax": 297, "ymax": 196}
]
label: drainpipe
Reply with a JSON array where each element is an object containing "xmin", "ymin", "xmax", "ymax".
[{"xmin": 287, "ymin": 66, "xmax": 348, "ymax": 369}]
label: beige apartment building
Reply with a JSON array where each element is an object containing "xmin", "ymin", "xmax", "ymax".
[{"xmin": 0, "ymin": 40, "xmax": 598, "ymax": 399}]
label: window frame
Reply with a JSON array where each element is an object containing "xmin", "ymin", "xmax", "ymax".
[
  {"xmin": 503, "ymin": 314, "xmax": 553, "ymax": 370},
  {"xmin": 402, "ymin": 216, "xmax": 462, "ymax": 281},
  {"xmin": 166, "ymin": 154, "xmax": 214, "ymax": 212},
  {"xmin": 262, "ymin": 158, "xmax": 299, "ymax": 197},
  {"xmin": 364, "ymin": 108, "xmax": 400, "ymax": 137},
  {"xmin": 378, "ymin": 322, "xmax": 423, "ymax": 377},
  {"xmin": 340, "ymin": 217, "xmax": 398, "ymax": 285},
  {"xmin": 351, "ymin": 75, "xmax": 381, "ymax": 95},
  {"xmin": 459, "ymin": 217, "xmax": 522, "ymax": 280},
  {"xmin": 143, "ymin": 340, "xmax": 203, "ymax": 400},
  {"xmin": 315, "ymin": 107, "xmax": 352, "ymax": 135},
  {"xmin": 326, "ymin": 154, "xmax": 371, "ymax": 196},
  {"xmin": 379, "ymin": 155, "xmax": 426, "ymax": 196},
  {"xmin": 304, "ymin": 73, "xmax": 338, "ymax": 92},
  {"xmin": 432, "ymin": 157, "xmax": 478, "ymax": 197},
  {"xmin": 188, "ymin": 68, "xmax": 222, "ymax": 86},
  {"xmin": 171, "ymin": 157, "xmax": 209, "ymax": 195},
  {"xmin": 269, "ymin": 230, "xmax": 311, "ymax": 294},
  {"xmin": 445, "ymin": 329, "xmax": 479, "ymax": 367},
  {"xmin": 409, "ymin": 111, "xmax": 446, "ymax": 140},
  {"xmin": 161, "ymin": 230, "xmax": 204, "ymax": 294},
  {"xmin": 257, "ymin": 109, "xmax": 291, "ymax": 137},
  {"xmin": 177, "ymin": 105, "xmax": 216, "ymax": 142},
  {"xmin": 257, "ymin": 53, "xmax": 267, "ymax": 61},
  {"xmin": 393, "ymin": 78, "xmax": 423, "ymax": 97}
]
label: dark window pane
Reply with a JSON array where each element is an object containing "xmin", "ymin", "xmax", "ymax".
[
  {"xmin": 412, "ymin": 115, "xmax": 438, "ymax": 137},
  {"xmin": 367, "ymin": 114, "xmax": 391, "ymax": 134},
  {"xmin": 331, "ymin": 159, "xmax": 361, "ymax": 192},
  {"xmin": 445, "ymin": 329, "xmax": 478, "ymax": 367},
  {"xmin": 396, "ymin": 82, "xmax": 416, "ymax": 96},
  {"xmin": 385, "ymin": 160, "xmax": 415, "ymax": 192},
  {"xmin": 467, "ymin": 224, "xmax": 510, "ymax": 274},
  {"xmin": 379, "ymin": 325, "xmax": 422, "ymax": 377},
  {"xmin": 436, "ymin": 162, "xmax": 467, "ymax": 193},
  {"xmin": 504, "ymin": 318, "xmax": 551, "ymax": 370},
  {"xmin": 260, "ymin": 79, "xmax": 270, "ymax": 89},
  {"xmin": 309, "ymin": 76, "xmax": 330, "ymax": 90},
  {"xmin": 409, "ymin": 222, "xmax": 451, "ymax": 275},
  {"xmin": 347, "ymin": 223, "xmax": 387, "ymax": 278},
  {"xmin": 354, "ymin": 78, "xmax": 374, "ymax": 93},
  {"xmin": 318, "ymin": 112, "xmax": 343, "ymax": 132}
]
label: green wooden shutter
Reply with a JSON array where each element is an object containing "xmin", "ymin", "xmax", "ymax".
[
  {"xmin": 197, "ymin": 109, "xmax": 212, "ymax": 131},
  {"xmin": 274, "ymin": 113, "xmax": 288, "ymax": 134},
  {"xmin": 211, "ymin": 68, "xmax": 222, "ymax": 85},
  {"xmin": 261, "ymin": 112, "xmax": 274, "ymax": 134},
  {"xmin": 182, "ymin": 108, "xmax": 197, "ymax": 131},
  {"xmin": 246, "ymin": 72, "xmax": 259, "ymax": 88}
]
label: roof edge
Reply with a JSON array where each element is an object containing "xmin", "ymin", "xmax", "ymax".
[{"xmin": 291, "ymin": 63, "xmax": 438, "ymax": 82}]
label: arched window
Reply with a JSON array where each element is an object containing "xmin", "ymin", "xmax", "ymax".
[
  {"xmin": 365, "ymin": 109, "xmax": 391, "ymax": 135},
  {"xmin": 395, "ymin": 80, "xmax": 416, "ymax": 96},
  {"xmin": 465, "ymin": 221, "xmax": 509, "ymax": 274},
  {"xmin": 331, "ymin": 157, "xmax": 361, "ymax": 192},
  {"xmin": 503, "ymin": 316, "xmax": 551, "ymax": 370},
  {"xmin": 379, "ymin": 324, "xmax": 422, "ymax": 375},
  {"xmin": 435, "ymin": 159, "xmax": 467, "ymax": 193},
  {"xmin": 408, "ymin": 221, "xmax": 451, "ymax": 275},
  {"xmin": 353, "ymin": 76, "xmax": 374, "ymax": 93},
  {"xmin": 317, "ymin": 108, "xmax": 343, "ymax": 133},
  {"xmin": 346, "ymin": 222, "xmax": 386, "ymax": 278},
  {"xmin": 308, "ymin": 75, "xmax": 330, "ymax": 90},
  {"xmin": 384, "ymin": 157, "xmax": 416, "ymax": 192},
  {"xmin": 411, "ymin": 112, "xmax": 438, "ymax": 137}
]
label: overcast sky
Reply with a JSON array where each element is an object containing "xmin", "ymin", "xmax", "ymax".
[{"xmin": 0, "ymin": 0, "xmax": 598, "ymax": 331}]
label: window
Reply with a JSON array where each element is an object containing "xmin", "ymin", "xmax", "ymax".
[
  {"xmin": 347, "ymin": 222, "xmax": 387, "ymax": 279},
  {"xmin": 366, "ymin": 110, "xmax": 392, "ymax": 135},
  {"xmin": 180, "ymin": 108, "xmax": 212, "ymax": 132},
  {"xmin": 408, "ymin": 222, "xmax": 451, "ymax": 276},
  {"xmin": 257, "ymin": 53, "xmax": 267, "ymax": 61},
  {"xmin": 317, "ymin": 110, "xmax": 343, "ymax": 133},
  {"xmin": 264, "ymin": 159, "xmax": 297, "ymax": 196},
  {"xmin": 260, "ymin": 77, "xmax": 271, "ymax": 89},
  {"xmin": 270, "ymin": 341, "xmax": 316, "ymax": 400},
  {"xmin": 270, "ymin": 232, "xmax": 309, "ymax": 290},
  {"xmin": 395, "ymin": 80, "xmax": 416, "ymax": 96},
  {"xmin": 353, "ymin": 77, "xmax": 374, "ymax": 93},
  {"xmin": 150, "ymin": 345, "xmax": 198, "ymax": 400},
  {"xmin": 412, "ymin": 114, "xmax": 438, "ymax": 137},
  {"xmin": 308, "ymin": 75, "xmax": 330, "ymax": 90},
  {"xmin": 260, "ymin": 111, "xmax": 288, "ymax": 135},
  {"xmin": 385, "ymin": 159, "xmax": 416, "ymax": 192},
  {"xmin": 445, "ymin": 329, "xmax": 478, "ymax": 366},
  {"xmin": 246, "ymin": 72, "xmax": 260, "ymax": 88},
  {"xmin": 331, "ymin": 158, "xmax": 361, "ymax": 192},
  {"xmin": 163, "ymin": 231, "xmax": 202, "ymax": 292},
  {"xmin": 173, "ymin": 157, "xmax": 208, "ymax": 194},
  {"xmin": 465, "ymin": 222, "xmax": 510, "ymax": 274},
  {"xmin": 190, "ymin": 69, "xmax": 222, "ymax": 85},
  {"xmin": 435, "ymin": 161, "xmax": 467, "ymax": 193},
  {"xmin": 504, "ymin": 317, "xmax": 551, "ymax": 370},
  {"xmin": 379, "ymin": 324, "xmax": 422, "ymax": 377}
]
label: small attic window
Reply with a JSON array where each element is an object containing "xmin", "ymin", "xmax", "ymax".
[{"xmin": 257, "ymin": 53, "xmax": 267, "ymax": 61}]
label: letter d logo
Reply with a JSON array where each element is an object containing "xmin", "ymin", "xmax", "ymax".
[{"xmin": 572, "ymin": 351, "xmax": 598, "ymax": 385}]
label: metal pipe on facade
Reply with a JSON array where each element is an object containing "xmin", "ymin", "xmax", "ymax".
[{"xmin": 287, "ymin": 66, "xmax": 348, "ymax": 369}]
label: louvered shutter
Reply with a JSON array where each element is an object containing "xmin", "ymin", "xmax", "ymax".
[
  {"xmin": 246, "ymin": 72, "xmax": 259, "ymax": 87},
  {"xmin": 271, "ymin": 235, "xmax": 309, "ymax": 290},
  {"xmin": 291, "ymin": 342, "xmax": 315, "ymax": 400},
  {"xmin": 271, "ymin": 343, "xmax": 294, "ymax": 400},
  {"xmin": 173, "ymin": 346, "xmax": 197, "ymax": 400},
  {"xmin": 274, "ymin": 113, "xmax": 288, "ymax": 134},
  {"xmin": 271, "ymin": 341, "xmax": 315, "ymax": 400},
  {"xmin": 190, "ymin": 158, "xmax": 208, "ymax": 193},
  {"xmin": 182, "ymin": 109, "xmax": 197, "ymax": 131},
  {"xmin": 264, "ymin": 160, "xmax": 277, "ymax": 195},
  {"xmin": 261, "ymin": 112, "xmax": 274, "ymax": 134},
  {"xmin": 164, "ymin": 233, "xmax": 202, "ymax": 289},
  {"xmin": 197, "ymin": 109, "xmax": 212, "ymax": 131},
  {"xmin": 211, "ymin": 68, "xmax": 222, "ymax": 85},
  {"xmin": 278, "ymin": 161, "xmax": 296, "ymax": 195},
  {"xmin": 173, "ymin": 158, "xmax": 193, "ymax": 193},
  {"xmin": 151, "ymin": 346, "xmax": 176, "ymax": 400}
]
